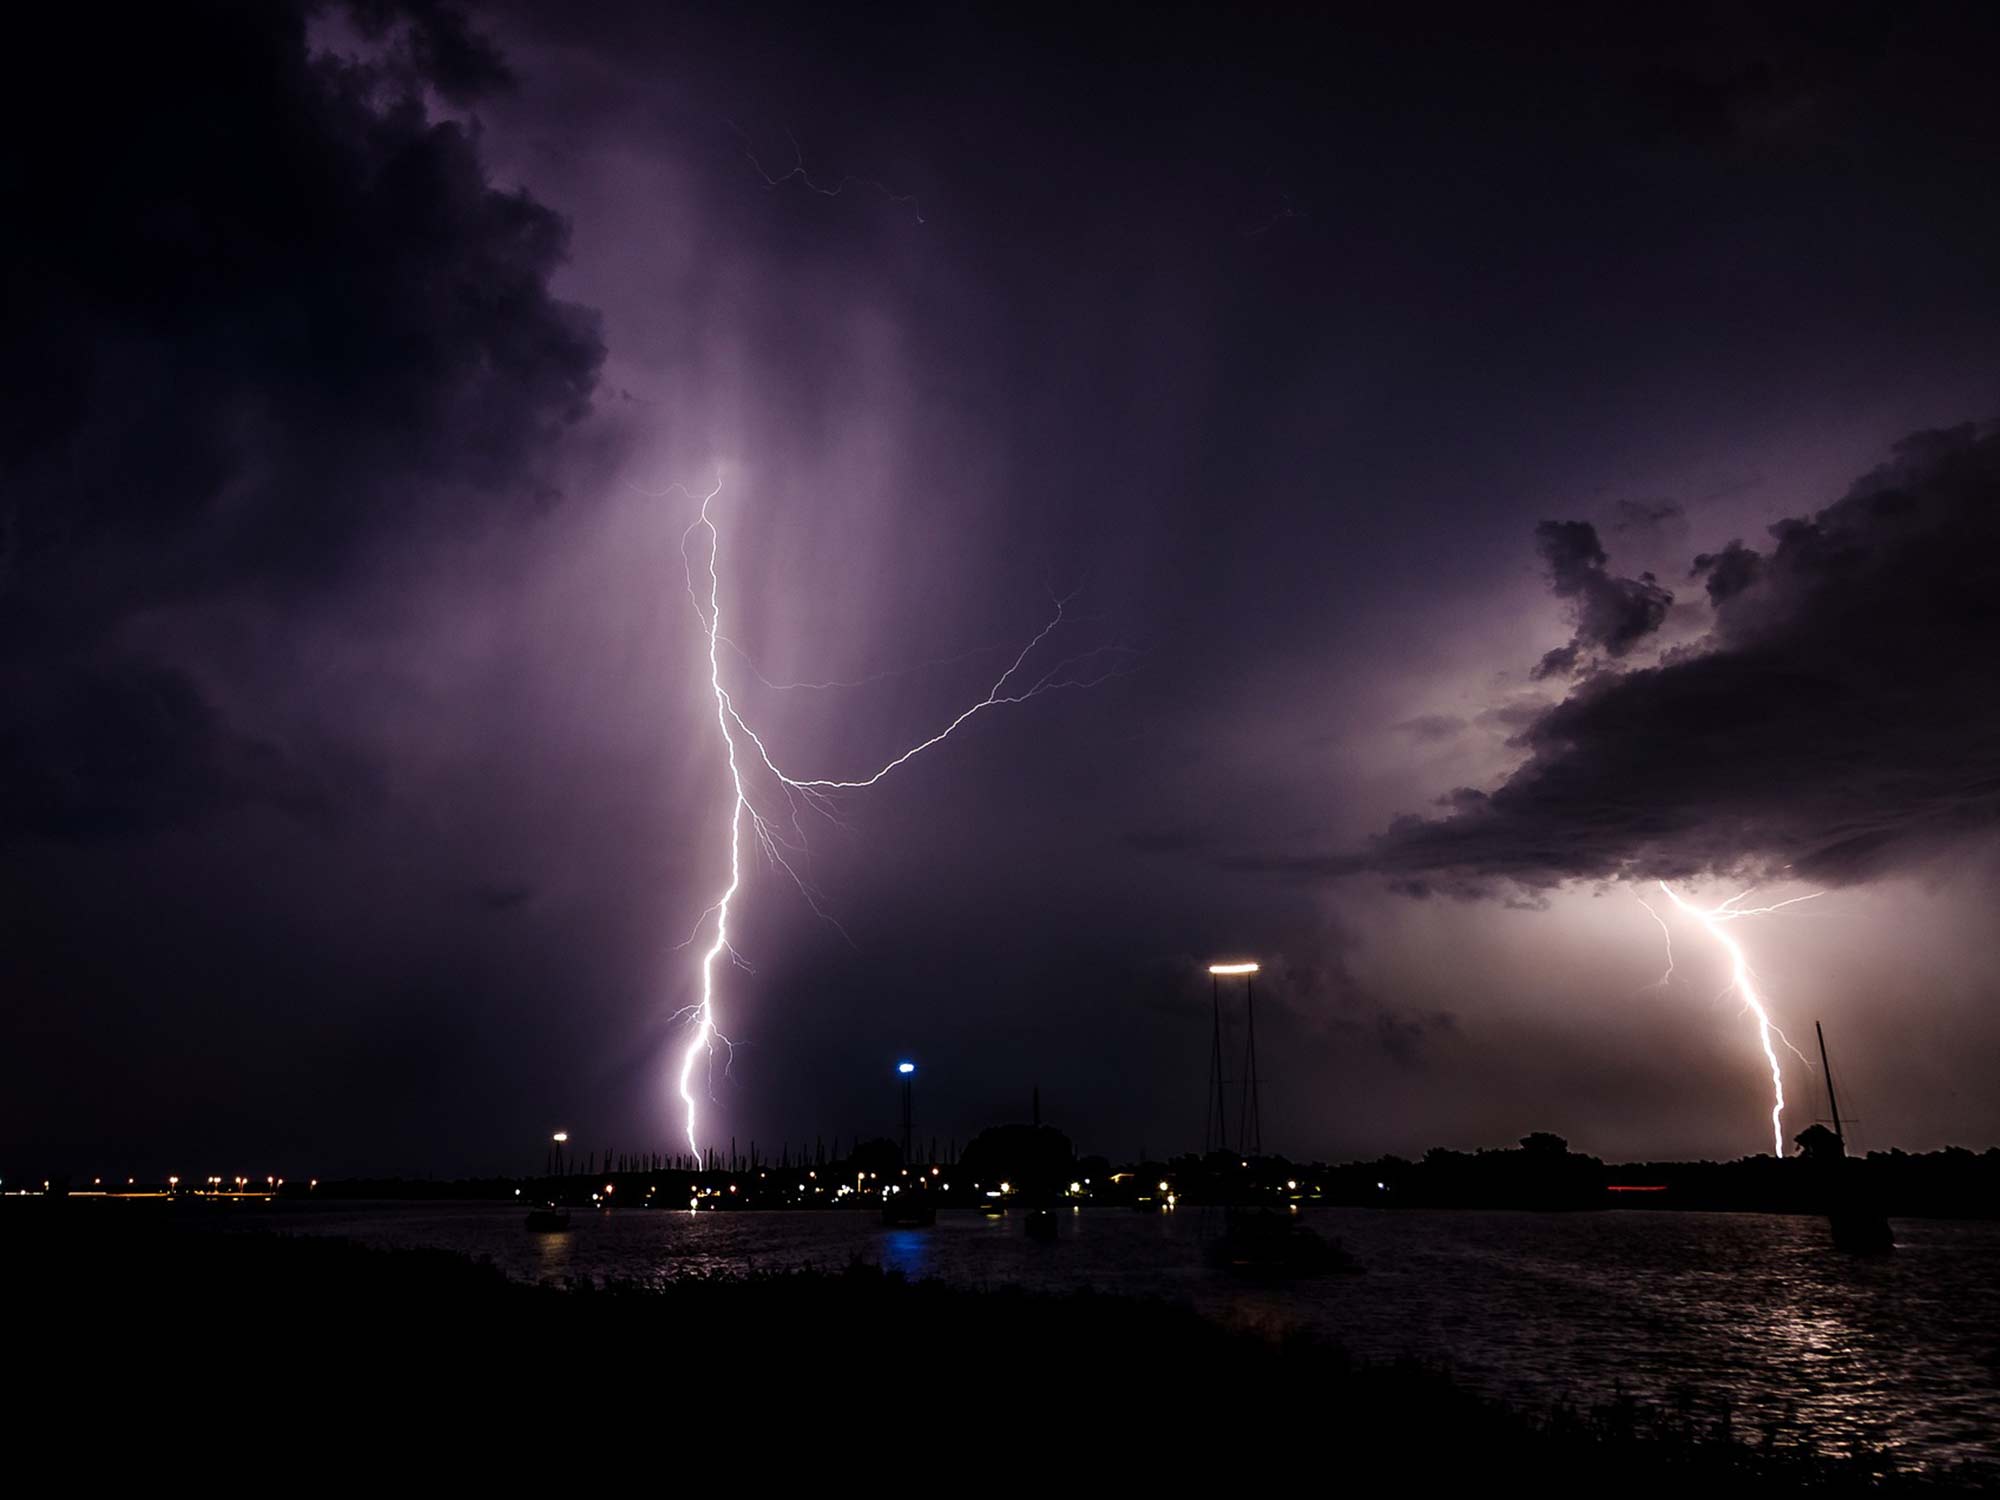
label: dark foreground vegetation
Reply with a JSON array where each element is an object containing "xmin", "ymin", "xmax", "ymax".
[{"xmin": 9, "ymin": 1203, "xmax": 1989, "ymax": 1493}]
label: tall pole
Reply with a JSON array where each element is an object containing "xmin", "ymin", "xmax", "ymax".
[
  {"xmin": 1205, "ymin": 973, "xmax": 1229, "ymax": 1155},
  {"xmin": 1239, "ymin": 973, "xmax": 1262, "ymax": 1157},
  {"xmin": 901, "ymin": 1075, "xmax": 913, "ymax": 1164}
]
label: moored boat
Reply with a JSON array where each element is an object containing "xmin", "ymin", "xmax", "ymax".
[
  {"xmin": 1205, "ymin": 1206, "xmax": 1355, "ymax": 1278},
  {"xmin": 1809, "ymin": 1022, "xmax": 1893, "ymax": 1256}
]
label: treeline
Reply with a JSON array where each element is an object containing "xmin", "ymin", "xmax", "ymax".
[{"xmin": 1300, "ymin": 1137, "xmax": 2000, "ymax": 1217}]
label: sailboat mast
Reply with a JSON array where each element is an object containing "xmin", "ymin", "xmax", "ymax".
[{"xmin": 1816, "ymin": 1020, "xmax": 1845, "ymax": 1148}]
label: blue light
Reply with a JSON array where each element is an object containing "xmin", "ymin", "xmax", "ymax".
[{"xmin": 897, "ymin": 1061, "xmax": 916, "ymax": 1075}]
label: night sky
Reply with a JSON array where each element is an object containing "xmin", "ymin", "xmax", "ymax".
[{"xmin": 7, "ymin": 2, "xmax": 1999, "ymax": 1177}]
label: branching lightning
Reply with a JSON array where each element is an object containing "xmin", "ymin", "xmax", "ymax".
[
  {"xmin": 661, "ymin": 476, "xmax": 1127, "ymax": 1155},
  {"xmin": 731, "ymin": 124, "xmax": 925, "ymax": 225},
  {"xmin": 1646, "ymin": 882, "xmax": 1825, "ymax": 1157}
]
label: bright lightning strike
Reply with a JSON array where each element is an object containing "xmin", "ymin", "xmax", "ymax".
[
  {"xmin": 1649, "ymin": 881, "xmax": 1823, "ymax": 1158},
  {"xmin": 666, "ymin": 476, "xmax": 1126, "ymax": 1156}
]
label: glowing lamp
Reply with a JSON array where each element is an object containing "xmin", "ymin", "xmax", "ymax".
[
  {"xmin": 1208, "ymin": 961, "xmax": 1260, "ymax": 975},
  {"xmin": 897, "ymin": 1061, "xmax": 915, "ymax": 1075}
]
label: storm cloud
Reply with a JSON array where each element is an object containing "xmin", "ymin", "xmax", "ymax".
[
  {"xmin": 1332, "ymin": 423, "xmax": 2000, "ymax": 891},
  {"xmin": 0, "ymin": 2, "xmax": 601, "ymax": 842},
  {"xmin": 1529, "ymin": 520, "xmax": 1674, "ymax": 679}
]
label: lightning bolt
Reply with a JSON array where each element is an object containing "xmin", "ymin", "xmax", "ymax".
[
  {"xmin": 1650, "ymin": 881, "xmax": 1823, "ymax": 1158},
  {"xmin": 1633, "ymin": 891, "xmax": 1674, "ymax": 990},
  {"xmin": 664, "ymin": 476, "xmax": 1127, "ymax": 1156}
]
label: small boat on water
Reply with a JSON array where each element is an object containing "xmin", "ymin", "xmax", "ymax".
[
  {"xmin": 524, "ymin": 1204, "xmax": 571, "ymax": 1232},
  {"xmin": 1205, "ymin": 1207, "xmax": 1355, "ymax": 1278}
]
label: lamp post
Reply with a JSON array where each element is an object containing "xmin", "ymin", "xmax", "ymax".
[
  {"xmin": 1206, "ymin": 962, "xmax": 1261, "ymax": 1156},
  {"xmin": 551, "ymin": 1130, "xmax": 569, "ymax": 1178},
  {"xmin": 897, "ymin": 1061, "xmax": 916, "ymax": 1165}
]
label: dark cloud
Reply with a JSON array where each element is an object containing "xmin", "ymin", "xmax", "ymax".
[
  {"xmin": 1281, "ymin": 423, "xmax": 2000, "ymax": 892},
  {"xmin": 1691, "ymin": 539, "xmax": 1764, "ymax": 605},
  {"xmin": 343, "ymin": 0, "xmax": 515, "ymax": 105},
  {"xmin": 1530, "ymin": 520, "xmax": 1673, "ymax": 679},
  {"xmin": 0, "ymin": 2, "xmax": 601, "ymax": 845}
]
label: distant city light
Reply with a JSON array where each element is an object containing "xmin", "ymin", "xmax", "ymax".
[{"xmin": 1208, "ymin": 961, "xmax": 1260, "ymax": 975}]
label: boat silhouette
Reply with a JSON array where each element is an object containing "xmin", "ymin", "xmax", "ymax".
[
  {"xmin": 1205, "ymin": 1206, "xmax": 1356, "ymax": 1278},
  {"xmin": 524, "ymin": 1203, "xmax": 570, "ymax": 1232},
  {"xmin": 1803, "ymin": 1022, "xmax": 1893, "ymax": 1256}
]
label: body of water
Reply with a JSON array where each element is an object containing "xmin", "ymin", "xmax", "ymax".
[{"xmin": 242, "ymin": 1202, "xmax": 1999, "ymax": 1471}]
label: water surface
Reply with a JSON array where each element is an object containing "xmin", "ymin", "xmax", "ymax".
[{"xmin": 244, "ymin": 1202, "xmax": 1999, "ymax": 1471}]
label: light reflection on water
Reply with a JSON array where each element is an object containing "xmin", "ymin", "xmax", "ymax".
[{"xmin": 243, "ymin": 1203, "xmax": 1999, "ymax": 1471}]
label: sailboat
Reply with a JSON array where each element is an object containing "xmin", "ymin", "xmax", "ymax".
[{"xmin": 1811, "ymin": 1021, "xmax": 1893, "ymax": 1256}]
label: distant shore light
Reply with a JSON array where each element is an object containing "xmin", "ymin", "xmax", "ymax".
[{"xmin": 1208, "ymin": 961, "xmax": 1260, "ymax": 975}]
